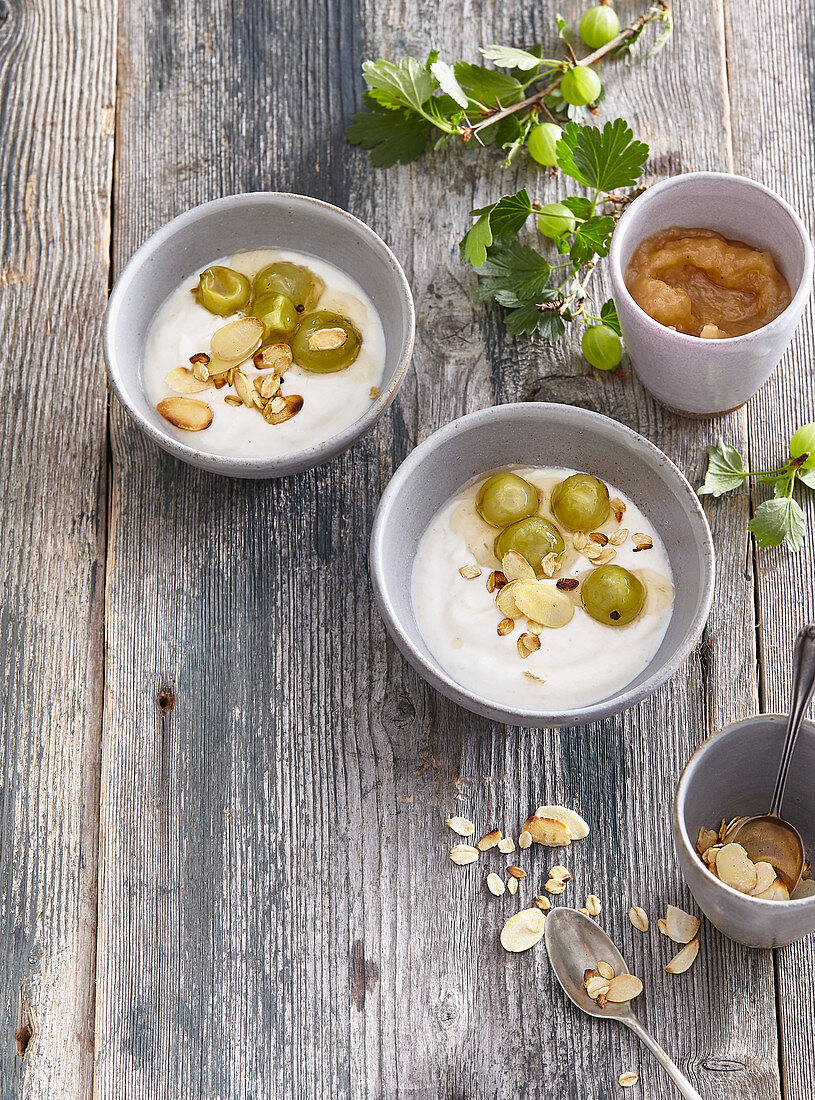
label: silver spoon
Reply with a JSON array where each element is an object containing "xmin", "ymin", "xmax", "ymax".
[
  {"xmin": 545, "ymin": 907, "xmax": 703, "ymax": 1100},
  {"xmin": 728, "ymin": 623, "xmax": 815, "ymax": 891}
]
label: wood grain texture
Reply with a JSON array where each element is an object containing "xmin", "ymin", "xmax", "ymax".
[
  {"xmin": 723, "ymin": 3, "xmax": 815, "ymax": 1097},
  {"xmin": 95, "ymin": 1, "xmax": 789, "ymax": 1098},
  {"xmin": 0, "ymin": 0, "xmax": 114, "ymax": 1096}
]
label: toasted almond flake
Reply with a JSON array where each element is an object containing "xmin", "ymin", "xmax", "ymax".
[
  {"xmin": 696, "ymin": 826, "xmax": 719, "ymax": 856},
  {"xmin": 540, "ymin": 552, "xmax": 560, "ymax": 578},
  {"xmin": 308, "ymin": 326, "xmax": 347, "ymax": 351},
  {"xmin": 556, "ymin": 577, "xmax": 580, "ymax": 591},
  {"xmin": 189, "ymin": 351, "xmax": 210, "ymax": 367},
  {"xmin": 224, "ymin": 394, "xmax": 243, "ymax": 407},
  {"xmin": 597, "ymin": 961, "xmax": 615, "ymax": 980},
  {"xmin": 210, "ymin": 316, "xmax": 264, "ymax": 362},
  {"xmin": 749, "ymin": 861, "xmax": 777, "ymax": 897},
  {"xmin": 715, "ymin": 843, "xmax": 757, "ymax": 894},
  {"xmin": 517, "ymin": 632, "xmax": 541, "ymax": 659},
  {"xmin": 233, "ymin": 369, "xmax": 255, "ymax": 408},
  {"xmin": 487, "ymin": 570, "xmax": 507, "ymax": 594},
  {"xmin": 608, "ymin": 528, "xmax": 629, "ymax": 546},
  {"xmin": 513, "ymin": 581, "xmax": 574, "ymax": 629},
  {"xmin": 523, "ymin": 670, "xmax": 547, "ymax": 684},
  {"xmin": 449, "ymin": 844, "xmax": 479, "ymax": 866},
  {"xmin": 702, "ymin": 843, "xmax": 722, "ymax": 867},
  {"xmin": 605, "ymin": 973, "xmax": 643, "ymax": 1003},
  {"xmin": 657, "ymin": 918, "xmax": 669, "ymax": 936},
  {"xmin": 260, "ymin": 373, "xmax": 281, "ymax": 399},
  {"xmin": 632, "ymin": 533, "xmax": 653, "ymax": 552},
  {"xmin": 585, "ymin": 894, "xmax": 602, "ymax": 916},
  {"xmin": 507, "ymin": 865, "xmax": 526, "ymax": 879},
  {"xmin": 254, "ymin": 342, "xmax": 292, "ymax": 374},
  {"xmin": 165, "ymin": 367, "xmax": 211, "ymax": 394},
  {"xmin": 205, "ymin": 355, "xmax": 234, "ymax": 378},
  {"xmin": 497, "ymin": 616, "xmax": 515, "ymax": 637},
  {"xmin": 583, "ymin": 543, "xmax": 604, "ymax": 561},
  {"xmin": 507, "ymin": 876, "xmax": 518, "ymax": 895},
  {"xmin": 477, "ymin": 829, "xmax": 501, "ymax": 852},
  {"xmin": 665, "ymin": 905, "xmax": 700, "ymax": 944},
  {"xmin": 263, "ymin": 393, "xmax": 304, "ymax": 425},
  {"xmin": 618, "ymin": 1072, "xmax": 639, "ymax": 1088},
  {"xmin": 447, "ymin": 816, "xmax": 475, "ymax": 837},
  {"xmin": 459, "ymin": 564, "xmax": 482, "ymax": 579},
  {"xmin": 753, "ymin": 877, "xmax": 790, "ymax": 901},
  {"xmin": 502, "ymin": 550, "xmax": 536, "ymax": 582},
  {"xmin": 578, "ymin": 907, "xmax": 589, "ymax": 916},
  {"xmin": 589, "ymin": 531, "xmax": 609, "ymax": 546},
  {"xmin": 486, "ymin": 872, "xmax": 505, "ymax": 896},
  {"xmin": 549, "ymin": 865, "xmax": 571, "ymax": 882},
  {"xmin": 156, "ymin": 396, "xmax": 213, "ymax": 431},
  {"xmin": 722, "ymin": 816, "xmax": 741, "ymax": 841},
  {"xmin": 496, "ymin": 580, "xmax": 522, "ymax": 618},
  {"xmin": 498, "ymin": 837, "xmax": 515, "ymax": 854},
  {"xmin": 533, "ymin": 895, "xmax": 550, "ymax": 911},
  {"xmin": 545, "ymin": 879, "xmax": 566, "ymax": 894},
  {"xmin": 523, "ymin": 815, "xmax": 573, "ymax": 848},
  {"xmin": 526, "ymin": 620, "xmax": 543, "ymax": 635},
  {"xmin": 717, "ymin": 817, "xmax": 727, "ymax": 842},
  {"xmin": 500, "ymin": 908, "xmax": 545, "ymax": 952},
  {"xmin": 573, "ymin": 531, "xmax": 590, "ymax": 551},
  {"xmin": 518, "ymin": 830, "xmax": 532, "ymax": 850},
  {"xmin": 665, "ymin": 937, "xmax": 700, "ymax": 974},
  {"xmin": 532, "ymin": 805, "xmax": 589, "ymax": 840},
  {"xmin": 193, "ymin": 358, "xmax": 211, "ymax": 382},
  {"xmin": 585, "ymin": 974, "xmax": 610, "ymax": 999},
  {"xmin": 628, "ymin": 906, "xmax": 649, "ymax": 932},
  {"xmin": 610, "ymin": 497, "xmax": 626, "ymax": 523},
  {"xmin": 592, "ymin": 546, "xmax": 617, "ymax": 565}
]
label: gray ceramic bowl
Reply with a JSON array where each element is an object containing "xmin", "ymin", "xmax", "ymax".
[
  {"xmin": 104, "ymin": 193, "xmax": 415, "ymax": 477},
  {"xmin": 370, "ymin": 403, "xmax": 715, "ymax": 726},
  {"xmin": 609, "ymin": 172, "xmax": 813, "ymax": 417},
  {"xmin": 673, "ymin": 715, "xmax": 815, "ymax": 948}
]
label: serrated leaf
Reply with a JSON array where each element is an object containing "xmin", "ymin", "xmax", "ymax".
[
  {"xmin": 479, "ymin": 44, "xmax": 552, "ymax": 71},
  {"xmin": 697, "ymin": 438, "xmax": 748, "ymax": 497},
  {"xmin": 600, "ymin": 299, "xmax": 621, "ymax": 336},
  {"xmin": 569, "ymin": 214, "xmax": 616, "ymax": 265},
  {"xmin": 429, "ymin": 59, "xmax": 469, "ymax": 108},
  {"xmin": 748, "ymin": 496, "xmax": 806, "ymax": 551},
  {"xmin": 476, "ymin": 239, "xmax": 552, "ymax": 300},
  {"xmin": 463, "ymin": 190, "xmax": 533, "ymax": 266},
  {"xmin": 452, "ymin": 62, "xmax": 524, "ymax": 108},
  {"xmin": 557, "ymin": 118, "xmax": 649, "ymax": 192},
  {"xmin": 361, "ymin": 57, "xmax": 437, "ymax": 113},
  {"xmin": 346, "ymin": 102, "xmax": 431, "ymax": 167},
  {"xmin": 560, "ymin": 196, "xmax": 594, "ymax": 220}
]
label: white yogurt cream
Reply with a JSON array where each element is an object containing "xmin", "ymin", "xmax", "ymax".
[
  {"xmin": 411, "ymin": 466, "xmax": 675, "ymax": 712},
  {"xmin": 142, "ymin": 248, "xmax": 386, "ymax": 459}
]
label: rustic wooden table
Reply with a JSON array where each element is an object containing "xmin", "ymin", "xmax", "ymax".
[{"xmin": 1, "ymin": 0, "xmax": 813, "ymax": 1096}]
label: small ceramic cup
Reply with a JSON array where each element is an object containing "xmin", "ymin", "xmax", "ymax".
[
  {"xmin": 609, "ymin": 172, "xmax": 813, "ymax": 417},
  {"xmin": 105, "ymin": 192, "xmax": 415, "ymax": 478},
  {"xmin": 673, "ymin": 714, "xmax": 815, "ymax": 948}
]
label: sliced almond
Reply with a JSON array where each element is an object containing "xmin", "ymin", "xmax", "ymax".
[
  {"xmin": 254, "ymin": 342, "xmax": 292, "ymax": 374},
  {"xmin": 610, "ymin": 497, "xmax": 626, "ymax": 523},
  {"xmin": 260, "ymin": 373, "xmax": 282, "ymax": 399},
  {"xmin": 632, "ymin": 533, "xmax": 653, "ymax": 552},
  {"xmin": 589, "ymin": 531, "xmax": 608, "ymax": 546},
  {"xmin": 665, "ymin": 905, "xmax": 700, "ymax": 944},
  {"xmin": 749, "ymin": 861, "xmax": 777, "ymax": 897},
  {"xmin": 477, "ymin": 829, "xmax": 501, "ymax": 852},
  {"xmin": 449, "ymin": 844, "xmax": 479, "ymax": 866},
  {"xmin": 605, "ymin": 973, "xmax": 643, "ymax": 1003},
  {"xmin": 233, "ymin": 369, "xmax": 256, "ymax": 408},
  {"xmin": 517, "ymin": 632, "xmax": 541, "ymax": 659},
  {"xmin": 165, "ymin": 366, "xmax": 211, "ymax": 394},
  {"xmin": 518, "ymin": 830, "xmax": 532, "ymax": 850},
  {"xmin": 513, "ymin": 581, "xmax": 575, "ymax": 629},
  {"xmin": 498, "ymin": 837, "xmax": 515, "ymax": 854},
  {"xmin": 540, "ymin": 552, "xmax": 560, "ymax": 578},
  {"xmin": 500, "ymin": 908, "xmax": 545, "ymax": 953},
  {"xmin": 210, "ymin": 316, "xmax": 264, "ymax": 362},
  {"xmin": 502, "ymin": 550, "xmax": 536, "ymax": 582},
  {"xmin": 263, "ymin": 393, "xmax": 304, "ymax": 425},
  {"xmin": 573, "ymin": 531, "xmax": 590, "ymax": 551},
  {"xmin": 597, "ymin": 961, "xmax": 615, "ymax": 980},
  {"xmin": 507, "ymin": 865, "xmax": 526, "ymax": 879},
  {"xmin": 591, "ymin": 546, "xmax": 616, "ymax": 566},
  {"xmin": 507, "ymin": 876, "xmax": 518, "ymax": 895},
  {"xmin": 224, "ymin": 394, "xmax": 243, "ymax": 407},
  {"xmin": 754, "ymin": 877, "xmax": 790, "ymax": 901},
  {"xmin": 665, "ymin": 937, "xmax": 700, "ymax": 974},
  {"xmin": 578, "ymin": 907, "xmax": 589, "ymax": 917},
  {"xmin": 608, "ymin": 528, "xmax": 629, "ymax": 546},
  {"xmin": 495, "ymin": 580, "xmax": 522, "ymax": 618},
  {"xmin": 545, "ymin": 879, "xmax": 566, "ymax": 894},
  {"xmin": 447, "ymin": 816, "xmax": 475, "ymax": 837},
  {"xmin": 657, "ymin": 918, "xmax": 669, "ymax": 936},
  {"xmin": 308, "ymin": 326, "xmax": 347, "ymax": 351},
  {"xmin": 548, "ymin": 865, "xmax": 571, "ymax": 882},
  {"xmin": 459, "ymin": 564, "xmax": 482, "ymax": 580},
  {"xmin": 702, "ymin": 843, "xmax": 722, "ymax": 868},
  {"xmin": 532, "ymin": 805, "xmax": 589, "ymax": 840},
  {"xmin": 585, "ymin": 894, "xmax": 602, "ymax": 916},
  {"xmin": 696, "ymin": 826, "xmax": 719, "ymax": 856},
  {"xmin": 618, "ymin": 1072, "xmax": 639, "ymax": 1088},
  {"xmin": 628, "ymin": 906, "xmax": 649, "ymax": 932},
  {"xmin": 486, "ymin": 872, "xmax": 505, "ymax": 897},
  {"xmin": 486, "ymin": 570, "xmax": 507, "ymax": 594},
  {"xmin": 156, "ymin": 396, "xmax": 213, "ymax": 431},
  {"xmin": 585, "ymin": 974, "xmax": 610, "ymax": 999},
  {"xmin": 715, "ymin": 843, "xmax": 757, "ymax": 894},
  {"xmin": 523, "ymin": 815, "xmax": 572, "ymax": 847},
  {"xmin": 497, "ymin": 616, "xmax": 515, "ymax": 636},
  {"xmin": 206, "ymin": 355, "xmax": 235, "ymax": 378},
  {"xmin": 533, "ymin": 895, "xmax": 550, "ymax": 911}
]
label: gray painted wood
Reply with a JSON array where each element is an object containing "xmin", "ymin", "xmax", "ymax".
[
  {"xmin": 723, "ymin": 3, "xmax": 815, "ymax": 1097},
  {"xmin": 0, "ymin": 0, "xmax": 114, "ymax": 1096}
]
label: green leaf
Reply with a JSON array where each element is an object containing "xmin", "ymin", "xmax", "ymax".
[
  {"xmin": 346, "ymin": 100, "xmax": 431, "ymax": 167},
  {"xmin": 600, "ymin": 299, "xmax": 621, "ymax": 336},
  {"xmin": 698, "ymin": 438, "xmax": 748, "ymax": 497},
  {"xmin": 748, "ymin": 496, "xmax": 806, "ymax": 551},
  {"xmin": 554, "ymin": 13, "xmax": 573, "ymax": 44},
  {"xmin": 452, "ymin": 62, "xmax": 524, "ymax": 108},
  {"xmin": 479, "ymin": 44, "xmax": 551, "ymax": 71},
  {"xmin": 560, "ymin": 196, "xmax": 594, "ymax": 220},
  {"xmin": 557, "ymin": 118, "xmax": 649, "ymax": 192},
  {"xmin": 475, "ymin": 239, "xmax": 553, "ymax": 300},
  {"xmin": 429, "ymin": 59, "xmax": 469, "ymax": 108},
  {"xmin": 462, "ymin": 190, "xmax": 533, "ymax": 266},
  {"xmin": 647, "ymin": 11, "xmax": 674, "ymax": 58},
  {"xmin": 569, "ymin": 214, "xmax": 616, "ymax": 265},
  {"xmin": 361, "ymin": 57, "xmax": 437, "ymax": 113},
  {"xmin": 463, "ymin": 214, "xmax": 494, "ymax": 267},
  {"xmin": 499, "ymin": 115, "xmax": 533, "ymax": 167},
  {"xmin": 797, "ymin": 467, "xmax": 815, "ymax": 491}
]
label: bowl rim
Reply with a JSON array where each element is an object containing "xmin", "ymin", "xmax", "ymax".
[
  {"xmin": 370, "ymin": 401, "xmax": 716, "ymax": 726},
  {"xmin": 609, "ymin": 171, "xmax": 815, "ymax": 346},
  {"xmin": 103, "ymin": 191, "xmax": 415, "ymax": 477},
  {"xmin": 674, "ymin": 712, "xmax": 815, "ymax": 907}
]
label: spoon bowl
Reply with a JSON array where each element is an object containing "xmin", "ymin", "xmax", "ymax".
[{"xmin": 729, "ymin": 814, "xmax": 805, "ymax": 891}]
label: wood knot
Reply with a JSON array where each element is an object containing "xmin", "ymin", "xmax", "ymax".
[
  {"xmin": 156, "ymin": 687, "xmax": 175, "ymax": 713},
  {"xmin": 435, "ymin": 992, "xmax": 461, "ymax": 1031},
  {"xmin": 381, "ymin": 689, "xmax": 416, "ymax": 730},
  {"xmin": 349, "ymin": 940, "xmax": 379, "ymax": 1010},
  {"xmin": 14, "ymin": 1025, "xmax": 32, "ymax": 1057}
]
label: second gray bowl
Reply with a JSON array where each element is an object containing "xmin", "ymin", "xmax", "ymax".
[{"xmin": 370, "ymin": 402, "xmax": 715, "ymax": 726}]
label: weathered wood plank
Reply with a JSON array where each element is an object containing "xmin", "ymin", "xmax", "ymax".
[
  {"xmin": 0, "ymin": 0, "xmax": 114, "ymax": 1095},
  {"xmin": 98, "ymin": 1, "xmax": 779, "ymax": 1097},
  {"xmin": 723, "ymin": 4, "xmax": 815, "ymax": 1097}
]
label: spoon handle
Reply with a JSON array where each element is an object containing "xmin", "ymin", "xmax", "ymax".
[
  {"xmin": 769, "ymin": 623, "xmax": 815, "ymax": 818},
  {"xmin": 625, "ymin": 1016, "xmax": 704, "ymax": 1099}
]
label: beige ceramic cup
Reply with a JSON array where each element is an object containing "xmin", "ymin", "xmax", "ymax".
[{"xmin": 609, "ymin": 172, "xmax": 813, "ymax": 417}]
